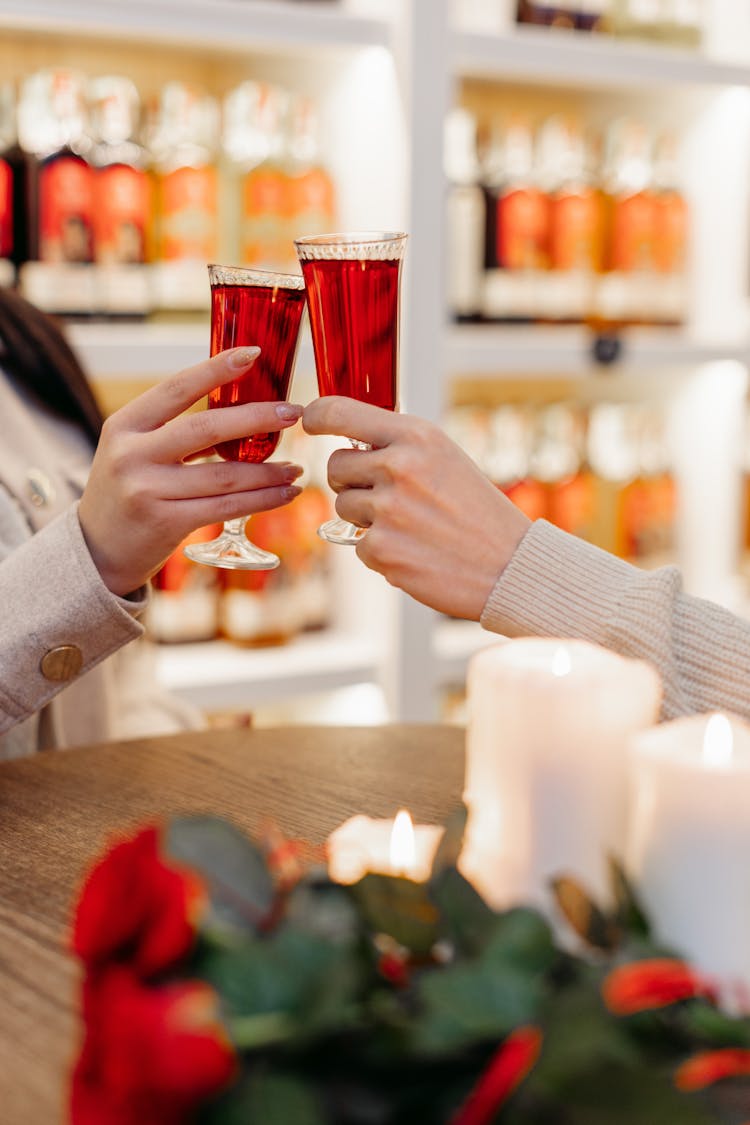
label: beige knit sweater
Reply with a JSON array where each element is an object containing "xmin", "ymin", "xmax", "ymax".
[{"xmin": 480, "ymin": 520, "xmax": 750, "ymax": 722}]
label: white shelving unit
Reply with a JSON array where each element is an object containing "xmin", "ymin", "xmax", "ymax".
[{"xmin": 6, "ymin": 0, "xmax": 750, "ymax": 718}]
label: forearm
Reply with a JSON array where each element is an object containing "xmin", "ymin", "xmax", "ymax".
[
  {"xmin": 481, "ymin": 520, "xmax": 750, "ymax": 722},
  {"xmin": 0, "ymin": 502, "xmax": 146, "ymax": 734}
]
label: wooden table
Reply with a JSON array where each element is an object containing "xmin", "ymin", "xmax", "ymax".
[{"xmin": 0, "ymin": 724, "xmax": 464, "ymax": 1124}]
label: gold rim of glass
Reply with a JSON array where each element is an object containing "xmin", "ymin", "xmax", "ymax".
[{"xmin": 207, "ymin": 263, "xmax": 306, "ymax": 289}]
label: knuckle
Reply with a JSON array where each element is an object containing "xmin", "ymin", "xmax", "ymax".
[
  {"xmin": 190, "ymin": 411, "xmax": 218, "ymax": 446},
  {"xmin": 213, "ymin": 460, "xmax": 239, "ymax": 491},
  {"xmin": 385, "ymin": 444, "xmax": 419, "ymax": 484}
]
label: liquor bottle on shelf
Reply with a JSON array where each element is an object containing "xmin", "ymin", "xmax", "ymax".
[
  {"xmin": 516, "ymin": 0, "xmax": 608, "ymax": 29},
  {"xmin": 481, "ymin": 117, "xmax": 547, "ymax": 323},
  {"xmin": 586, "ymin": 402, "xmax": 641, "ymax": 556},
  {"xmin": 620, "ymin": 405, "xmax": 677, "ymax": 565},
  {"xmin": 89, "ymin": 75, "xmax": 152, "ymax": 319},
  {"xmin": 592, "ymin": 117, "xmax": 656, "ymax": 328},
  {"xmin": 664, "ymin": 0, "xmax": 705, "ymax": 48},
  {"xmin": 147, "ymin": 525, "xmax": 222, "ymax": 644},
  {"xmin": 0, "ymin": 82, "xmax": 27, "ymax": 289},
  {"xmin": 532, "ymin": 403, "xmax": 596, "ymax": 538},
  {"xmin": 649, "ymin": 130, "xmax": 688, "ymax": 326},
  {"xmin": 224, "ymin": 81, "xmax": 291, "ymax": 273},
  {"xmin": 285, "ymin": 94, "xmax": 336, "ymax": 256},
  {"xmin": 17, "ymin": 68, "xmax": 96, "ymax": 317},
  {"xmin": 148, "ymin": 82, "xmax": 220, "ymax": 315},
  {"xmin": 483, "ymin": 404, "xmax": 547, "ymax": 520},
  {"xmin": 445, "ymin": 107, "xmax": 485, "ymax": 322},
  {"xmin": 605, "ymin": 0, "xmax": 664, "ymax": 41},
  {"xmin": 536, "ymin": 116, "xmax": 601, "ymax": 323}
]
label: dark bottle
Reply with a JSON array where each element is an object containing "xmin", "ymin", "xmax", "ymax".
[
  {"xmin": 0, "ymin": 81, "xmax": 34, "ymax": 286},
  {"xmin": 17, "ymin": 68, "xmax": 95, "ymax": 316}
]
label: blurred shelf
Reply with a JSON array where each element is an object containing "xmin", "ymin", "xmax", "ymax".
[
  {"xmin": 445, "ymin": 324, "xmax": 750, "ymax": 379},
  {"xmin": 0, "ymin": 1, "xmax": 390, "ymax": 55},
  {"xmin": 67, "ymin": 320, "xmax": 316, "ymax": 379},
  {"xmin": 434, "ymin": 619, "xmax": 504, "ymax": 685},
  {"xmin": 454, "ymin": 26, "xmax": 750, "ymax": 90},
  {"xmin": 155, "ymin": 630, "xmax": 381, "ymax": 711}
]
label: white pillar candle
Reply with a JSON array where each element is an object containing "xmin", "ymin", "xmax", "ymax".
[
  {"xmin": 327, "ymin": 810, "xmax": 444, "ymax": 885},
  {"xmin": 628, "ymin": 712, "xmax": 750, "ymax": 994},
  {"xmin": 461, "ymin": 638, "xmax": 662, "ymax": 912}
]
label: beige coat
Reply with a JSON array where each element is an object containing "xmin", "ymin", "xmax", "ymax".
[{"xmin": 0, "ymin": 370, "xmax": 201, "ymax": 759}]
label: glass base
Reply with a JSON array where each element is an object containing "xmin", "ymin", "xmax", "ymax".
[
  {"xmin": 183, "ymin": 533, "xmax": 280, "ymax": 571},
  {"xmin": 317, "ymin": 518, "xmax": 367, "ymax": 546}
]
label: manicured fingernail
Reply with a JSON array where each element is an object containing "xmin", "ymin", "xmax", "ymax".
[
  {"xmin": 283, "ymin": 464, "xmax": 304, "ymax": 481},
  {"xmin": 229, "ymin": 346, "xmax": 261, "ymax": 368},
  {"xmin": 276, "ymin": 403, "xmax": 303, "ymax": 421},
  {"xmin": 281, "ymin": 484, "xmax": 302, "ymax": 501}
]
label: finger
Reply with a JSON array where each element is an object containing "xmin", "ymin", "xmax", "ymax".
[
  {"xmin": 335, "ymin": 487, "xmax": 374, "ymax": 529},
  {"xmin": 303, "ymin": 396, "xmax": 403, "ymax": 448},
  {"xmin": 118, "ymin": 347, "xmax": 262, "ymax": 431},
  {"xmin": 177, "ymin": 483, "xmax": 302, "ymax": 527},
  {"xmin": 158, "ymin": 460, "xmax": 303, "ymax": 500},
  {"xmin": 152, "ymin": 401, "xmax": 303, "ymax": 462},
  {"xmin": 327, "ymin": 446, "xmax": 388, "ymax": 493}
]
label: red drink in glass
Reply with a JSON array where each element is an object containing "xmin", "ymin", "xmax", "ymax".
[
  {"xmin": 294, "ymin": 231, "xmax": 407, "ymax": 546},
  {"xmin": 209, "ymin": 281, "xmax": 306, "ymax": 462},
  {"xmin": 300, "ymin": 257, "xmax": 401, "ymax": 411}
]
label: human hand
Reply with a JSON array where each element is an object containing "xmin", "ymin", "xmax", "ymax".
[
  {"xmin": 78, "ymin": 347, "xmax": 304, "ymax": 597},
  {"xmin": 302, "ymin": 397, "xmax": 531, "ymax": 620}
]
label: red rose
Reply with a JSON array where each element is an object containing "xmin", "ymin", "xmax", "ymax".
[
  {"xmin": 675, "ymin": 1048, "xmax": 750, "ymax": 1092},
  {"xmin": 451, "ymin": 1025, "xmax": 543, "ymax": 1125},
  {"xmin": 602, "ymin": 958, "xmax": 715, "ymax": 1016},
  {"xmin": 72, "ymin": 825, "xmax": 206, "ymax": 977},
  {"xmin": 72, "ymin": 967, "xmax": 236, "ymax": 1125}
]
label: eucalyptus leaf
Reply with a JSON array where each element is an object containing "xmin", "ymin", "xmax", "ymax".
[
  {"xmin": 411, "ymin": 959, "xmax": 542, "ymax": 1055},
  {"xmin": 353, "ymin": 874, "xmax": 439, "ymax": 955},
  {"xmin": 201, "ymin": 1070, "xmax": 326, "ymax": 1125},
  {"xmin": 429, "ymin": 865, "xmax": 496, "ymax": 956},
  {"xmin": 608, "ymin": 856, "xmax": 650, "ymax": 939},
  {"xmin": 429, "ymin": 804, "xmax": 467, "ymax": 876},
  {"xmin": 165, "ymin": 815, "xmax": 274, "ymax": 939}
]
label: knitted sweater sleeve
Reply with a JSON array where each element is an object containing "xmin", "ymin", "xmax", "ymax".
[{"xmin": 480, "ymin": 519, "xmax": 750, "ymax": 722}]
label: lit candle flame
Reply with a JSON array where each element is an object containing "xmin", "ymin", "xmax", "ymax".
[
  {"xmin": 552, "ymin": 647, "xmax": 572, "ymax": 677},
  {"xmin": 389, "ymin": 809, "xmax": 416, "ymax": 876},
  {"xmin": 703, "ymin": 713, "xmax": 733, "ymax": 768}
]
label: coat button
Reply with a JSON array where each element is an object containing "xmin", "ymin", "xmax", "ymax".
[
  {"xmin": 40, "ymin": 645, "xmax": 83, "ymax": 682},
  {"xmin": 26, "ymin": 468, "xmax": 56, "ymax": 508}
]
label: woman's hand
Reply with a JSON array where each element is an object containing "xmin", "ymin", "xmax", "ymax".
[
  {"xmin": 302, "ymin": 396, "xmax": 531, "ymax": 621},
  {"xmin": 78, "ymin": 347, "xmax": 304, "ymax": 597}
]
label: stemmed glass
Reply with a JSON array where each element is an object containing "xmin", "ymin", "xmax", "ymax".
[
  {"xmin": 183, "ymin": 264, "xmax": 306, "ymax": 570},
  {"xmin": 294, "ymin": 230, "xmax": 407, "ymax": 545}
]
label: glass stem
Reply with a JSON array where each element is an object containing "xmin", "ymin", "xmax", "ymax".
[{"xmin": 224, "ymin": 517, "xmax": 247, "ymax": 537}]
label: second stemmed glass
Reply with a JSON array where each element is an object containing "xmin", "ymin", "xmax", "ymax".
[
  {"xmin": 295, "ymin": 230, "xmax": 407, "ymax": 545},
  {"xmin": 183, "ymin": 264, "xmax": 306, "ymax": 570}
]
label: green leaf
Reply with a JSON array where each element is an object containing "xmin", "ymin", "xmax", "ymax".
[
  {"xmin": 429, "ymin": 804, "xmax": 467, "ymax": 876},
  {"xmin": 530, "ymin": 978, "xmax": 639, "ymax": 1097},
  {"xmin": 608, "ymin": 856, "xmax": 651, "ymax": 939},
  {"xmin": 681, "ymin": 1001, "xmax": 750, "ymax": 1048},
  {"xmin": 481, "ymin": 909, "xmax": 557, "ymax": 975},
  {"xmin": 165, "ymin": 815, "xmax": 274, "ymax": 939},
  {"xmin": 429, "ymin": 866, "xmax": 496, "ymax": 957},
  {"xmin": 549, "ymin": 1060, "xmax": 719, "ymax": 1125},
  {"xmin": 411, "ymin": 959, "xmax": 542, "ymax": 1055},
  {"xmin": 285, "ymin": 879, "xmax": 361, "ymax": 948},
  {"xmin": 353, "ymin": 874, "xmax": 439, "ymax": 956},
  {"xmin": 201, "ymin": 1069, "xmax": 325, "ymax": 1125},
  {"xmin": 200, "ymin": 925, "xmax": 364, "ymax": 1038}
]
